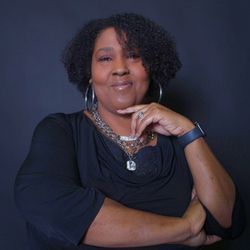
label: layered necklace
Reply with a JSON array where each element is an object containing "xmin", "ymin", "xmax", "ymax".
[{"xmin": 90, "ymin": 109, "xmax": 155, "ymax": 171}]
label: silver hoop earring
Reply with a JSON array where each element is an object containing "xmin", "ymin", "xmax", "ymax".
[
  {"xmin": 84, "ymin": 83, "xmax": 96, "ymax": 111},
  {"xmin": 157, "ymin": 82, "xmax": 162, "ymax": 103}
]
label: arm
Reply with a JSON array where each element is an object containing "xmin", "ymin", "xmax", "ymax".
[
  {"xmin": 14, "ymin": 115, "xmax": 106, "ymax": 246},
  {"xmin": 117, "ymin": 103, "xmax": 236, "ymax": 229},
  {"xmin": 183, "ymin": 137, "xmax": 235, "ymax": 228},
  {"xmin": 15, "ymin": 114, "xmax": 210, "ymax": 248},
  {"xmin": 83, "ymin": 197, "xmax": 208, "ymax": 248}
]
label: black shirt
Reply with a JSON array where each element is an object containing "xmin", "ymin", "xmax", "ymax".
[{"xmin": 14, "ymin": 111, "xmax": 245, "ymax": 249}]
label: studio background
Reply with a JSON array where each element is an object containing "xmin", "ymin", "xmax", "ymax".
[{"xmin": 0, "ymin": 0, "xmax": 249, "ymax": 249}]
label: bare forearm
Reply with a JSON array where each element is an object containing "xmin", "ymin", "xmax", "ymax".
[
  {"xmin": 184, "ymin": 137, "xmax": 235, "ymax": 228},
  {"xmin": 83, "ymin": 198, "xmax": 191, "ymax": 248}
]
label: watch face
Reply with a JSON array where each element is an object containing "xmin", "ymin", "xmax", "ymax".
[{"xmin": 194, "ymin": 122, "xmax": 205, "ymax": 136}]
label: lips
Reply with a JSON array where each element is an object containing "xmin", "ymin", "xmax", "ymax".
[{"xmin": 111, "ymin": 81, "xmax": 133, "ymax": 90}]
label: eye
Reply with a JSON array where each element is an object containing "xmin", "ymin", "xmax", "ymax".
[
  {"xmin": 127, "ymin": 51, "xmax": 140, "ymax": 60},
  {"xmin": 98, "ymin": 56, "xmax": 112, "ymax": 62}
]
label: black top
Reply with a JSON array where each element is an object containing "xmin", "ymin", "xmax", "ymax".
[{"xmin": 14, "ymin": 111, "xmax": 245, "ymax": 250}]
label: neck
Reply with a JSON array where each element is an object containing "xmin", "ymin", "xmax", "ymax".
[{"xmin": 97, "ymin": 106, "xmax": 132, "ymax": 136}]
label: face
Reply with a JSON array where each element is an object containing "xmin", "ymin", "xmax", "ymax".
[{"xmin": 91, "ymin": 27, "xmax": 150, "ymax": 113}]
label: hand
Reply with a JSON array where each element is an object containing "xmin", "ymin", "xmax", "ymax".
[
  {"xmin": 117, "ymin": 103, "xmax": 195, "ymax": 137},
  {"xmin": 182, "ymin": 194, "xmax": 222, "ymax": 247},
  {"xmin": 182, "ymin": 197, "xmax": 206, "ymax": 237},
  {"xmin": 182, "ymin": 229, "xmax": 221, "ymax": 247}
]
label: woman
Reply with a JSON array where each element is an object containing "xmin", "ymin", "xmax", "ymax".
[{"xmin": 14, "ymin": 13, "xmax": 245, "ymax": 249}]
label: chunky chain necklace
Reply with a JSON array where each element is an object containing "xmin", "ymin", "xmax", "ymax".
[{"xmin": 90, "ymin": 109, "xmax": 154, "ymax": 171}]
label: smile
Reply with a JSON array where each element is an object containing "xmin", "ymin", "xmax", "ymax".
[{"xmin": 111, "ymin": 81, "xmax": 133, "ymax": 90}]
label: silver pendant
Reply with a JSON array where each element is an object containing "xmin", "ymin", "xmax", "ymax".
[
  {"xmin": 119, "ymin": 135, "xmax": 138, "ymax": 141},
  {"xmin": 126, "ymin": 160, "xmax": 136, "ymax": 171}
]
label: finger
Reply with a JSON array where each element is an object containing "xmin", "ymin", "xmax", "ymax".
[
  {"xmin": 135, "ymin": 113, "xmax": 155, "ymax": 137},
  {"xmin": 131, "ymin": 107, "xmax": 149, "ymax": 136},
  {"xmin": 204, "ymin": 235, "xmax": 221, "ymax": 245},
  {"xmin": 151, "ymin": 124, "xmax": 171, "ymax": 136},
  {"xmin": 135, "ymin": 107, "xmax": 163, "ymax": 136},
  {"xmin": 117, "ymin": 105, "xmax": 146, "ymax": 114},
  {"xmin": 191, "ymin": 187, "xmax": 197, "ymax": 200}
]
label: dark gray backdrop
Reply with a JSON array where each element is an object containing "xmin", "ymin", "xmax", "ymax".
[{"xmin": 0, "ymin": 0, "xmax": 249, "ymax": 249}]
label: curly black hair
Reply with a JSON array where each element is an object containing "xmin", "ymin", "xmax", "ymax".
[{"xmin": 62, "ymin": 13, "xmax": 182, "ymax": 101}]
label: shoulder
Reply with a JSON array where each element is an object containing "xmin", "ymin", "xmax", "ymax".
[
  {"xmin": 38, "ymin": 111, "xmax": 82, "ymax": 128},
  {"xmin": 32, "ymin": 111, "xmax": 84, "ymax": 146}
]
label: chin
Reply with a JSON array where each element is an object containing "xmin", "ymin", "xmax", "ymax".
[
  {"xmin": 114, "ymin": 100, "xmax": 137, "ymax": 110},
  {"xmin": 114, "ymin": 103, "xmax": 131, "ymax": 110},
  {"xmin": 110, "ymin": 95, "xmax": 144, "ymax": 110}
]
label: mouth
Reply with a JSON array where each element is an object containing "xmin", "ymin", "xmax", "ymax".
[{"xmin": 111, "ymin": 81, "xmax": 133, "ymax": 90}]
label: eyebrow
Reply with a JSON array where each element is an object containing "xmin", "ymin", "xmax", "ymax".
[{"xmin": 95, "ymin": 47, "xmax": 114, "ymax": 53}]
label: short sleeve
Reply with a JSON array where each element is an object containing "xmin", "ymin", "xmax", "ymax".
[
  {"xmin": 14, "ymin": 114, "xmax": 105, "ymax": 247},
  {"xmin": 204, "ymin": 187, "xmax": 246, "ymax": 239}
]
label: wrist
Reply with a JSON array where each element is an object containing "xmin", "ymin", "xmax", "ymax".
[
  {"xmin": 157, "ymin": 216, "xmax": 191, "ymax": 244},
  {"xmin": 177, "ymin": 119, "xmax": 195, "ymax": 137},
  {"xmin": 181, "ymin": 215, "xmax": 193, "ymax": 238},
  {"xmin": 182, "ymin": 217, "xmax": 192, "ymax": 239},
  {"xmin": 171, "ymin": 217, "xmax": 193, "ymax": 245},
  {"xmin": 177, "ymin": 122, "xmax": 206, "ymax": 148}
]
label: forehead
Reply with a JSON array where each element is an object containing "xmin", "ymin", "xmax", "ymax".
[{"xmin": 94, "ymin": 27, "xmax": 127, "ymax": 51}]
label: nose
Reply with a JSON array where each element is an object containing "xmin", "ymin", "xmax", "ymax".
[{"xmin": 112, "ymin": 58, "xmax": 129, "ymax": 76}]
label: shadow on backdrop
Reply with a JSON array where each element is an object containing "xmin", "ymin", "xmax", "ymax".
[{"xmin": 0, "ymin": 0, "xmax": 249, "ymax": 249}]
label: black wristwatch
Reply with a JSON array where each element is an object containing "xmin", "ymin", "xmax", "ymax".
[{"xmin": 177, "ymin": 122, "xmax": 206, "ymax": 148}]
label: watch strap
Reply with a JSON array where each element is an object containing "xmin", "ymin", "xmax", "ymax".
[{"xmin": 177, "ymin": 122, "xmax": 206, "ymax": 148}]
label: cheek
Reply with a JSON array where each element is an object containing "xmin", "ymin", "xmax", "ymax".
[
  {"xmin": 91, "ymin": 62, "xmax": 101, "ymax": 82},
  {"xmin": 134, "ymin": 71, "xmax": 150, "ymax": 102},
  {"xmin": 91, "ymin": 66, "xmax": 109, "ymax": 86},
  {"xmin": 91, "ymin": 57, "xmax": 108, "ymax": 79},
  {"xmin": 134, "ymin": 63, "xmax": 149, "ymax": 80},
  {"xmin": 136, "ymin": 68, "xmax": 150, "ymax": 89},
  {"xmin": 139, "ymin": 82, "xmax": 150, "ymax": 100}
]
